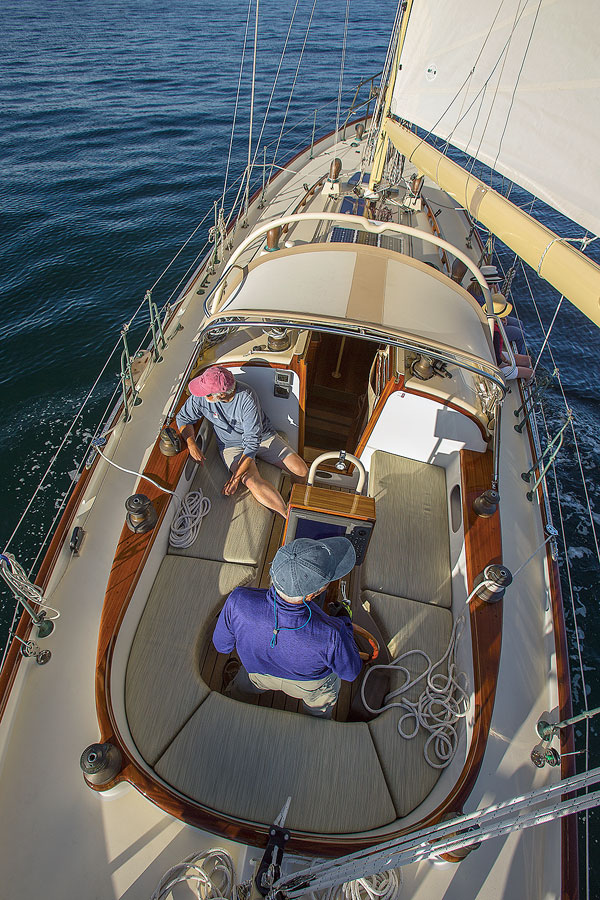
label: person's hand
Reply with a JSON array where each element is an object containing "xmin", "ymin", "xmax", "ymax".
[
  {"xmin": 327, "ymin": 600, "xmax": 352, "ymax": 619},
  {"xmin": 222, "ymin": 473, "xmax": 241, "ymax": 496},
  {"xmin": 187, "ymin": 438, "xmax": 205, "ymax": 464}
]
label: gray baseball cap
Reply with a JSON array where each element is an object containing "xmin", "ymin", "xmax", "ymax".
[{"xmin": 270, "ymin": 537, "xmax": 356, "ymax": 598}]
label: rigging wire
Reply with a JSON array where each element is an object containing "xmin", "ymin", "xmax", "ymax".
[
  {"xmin": 364, "ymin": 2, "xmax": 404, "ymax": 166},
  {"xmin": 413, "ymin": 0, "xmax": 514, "ymax": 157},
  {"xmin": 538, "ymin": 397, "xmax": 592, "ymax": 900},
  {"xmin": 249, "ymin": 0, "xmax": 301, "ymax": 177},
  {"xmin": 268, "ymin": 0, "xmax": 319, "ymax": 183},
  {"xmin": 244, "ymin": 0, "xmax": 261, "ymax": 219},
  {"xmin": 512, "ymin": 251, "xmax": 598, "ymax": 900},
  {"xmin": 148, "ymin": 203, "xmax": 216, "ymax": 294},
  {"xmin": 491, "ymin": 0, "xmax": 544, "ymax": 176},
  {"xmin": 532, "ymin": 294, "xmax": 564, "ymax": 375},
  {"xmin": 465, "ymin": 0, "xmax": 525, "ymax": 176},
  {"xmin": 222, "ymin": 0, "xmax": 254, "ymax": 207},
  {"xmin": 334, "ymin": 0, "xmax": 351, "ymax": 146},
  {"xmin": 518, "ymin": 262, "xmax": 599, "ymax": 561},
  {"xmin": 490, "ymin": 236, "xmax": 597, "ymax": 899},
  {"xmin": 1, "ymin": 160, "xmax": 250, "ymax": 568},
  {"xmin": 1, "ymin": 331, "xmax": 125, "ymax": 557},
  {"xmin": 25, "ymin": 382, "xmax": 123, "ymax": 578}
]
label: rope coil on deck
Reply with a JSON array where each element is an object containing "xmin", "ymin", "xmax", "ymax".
[
  {"xmin": 169, "ymin": 489, "xmax": 212, "ymax": 549},
  {"xmin": 309, "ymin": 868, "xmax": 403, "ymax": 900},
  {"xmin": 0, "ymin": 552, "xmax": 60, "ymax": 621},
  {"xmin": 149, "ymin": 848, "xmax": 241, "ymax": 900},
  {"xmin": 360, "ymin": 618, "xmax": 469, "ymax": 769},
  {"xmin": 92, "ymin": 442, "xmax": 212, "ymax": 550}
]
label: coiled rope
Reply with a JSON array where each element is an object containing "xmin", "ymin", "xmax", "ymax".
[
  {"xmin": 0, "ymin": 553, "xmax": 60, "ymax": 621},
  {"xmin": 149, "ymin": 848, "xmax": 401, "ymax": 900},
  {"xmin": 360, "ymin": 618, "xmax": 469, "ymax": 769},
  {"xmin": 149, "ymin": 848, "xmax": 242, "ymax": 900},
  {"xmin": 169, "ymin": 489, "xmax": 212, "ymax": 549},
  {"xmin": 93, "ymin": 443, "xmax": 210, "ymax": 550},
  {"xmin": 310, "ymin": 868, "xmax": 403, "ymax": 900}
]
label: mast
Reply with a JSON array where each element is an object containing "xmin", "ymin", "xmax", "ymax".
[
  {"xmin": 369, "ymin": 0, "xmax": 413, "ymax": 187},
  {"xmin": 382, "ymin": 118, "xmax": 600, "ymax": 327}
]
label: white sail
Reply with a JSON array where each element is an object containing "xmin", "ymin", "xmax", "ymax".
[{"xmin": 391, "ymin": 0, "xmax": 600, "ymax": 237}]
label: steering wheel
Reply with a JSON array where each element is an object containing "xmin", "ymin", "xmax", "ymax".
[{"xmin": 352, "ymin": 623, "xmax": 380, "ymax": 662}]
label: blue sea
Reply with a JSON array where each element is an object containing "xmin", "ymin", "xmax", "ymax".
[{"xmin": 0, "ymin": 0, "xmax": 598, "ymax": 893}]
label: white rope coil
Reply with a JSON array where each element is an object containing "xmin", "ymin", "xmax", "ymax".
[
  {"xmin": 150, "ymin": 848, "xmax": 239, "ymax": 900},
  {"xmin": 169, "ymin": 489, "xmax": 212, "ymax": 549},
  {"xmin": 311, "ymin": 868, "xmax": 403, "ymax": 900},
  {"xmin": 360, "ymin": 618, "xmax": 469, "ymax": 769},
  {"xmin": 0, "ymin": 553, "xmax": 60, "ymax": 621},
  {"xmin": 93, "ymin": 443, "xmax": 211, "ymax": 550}
]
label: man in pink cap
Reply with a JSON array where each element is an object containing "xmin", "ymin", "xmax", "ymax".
[{"xmin": 176, "ymin": 365, "xmax": 308, "ymax": 517}]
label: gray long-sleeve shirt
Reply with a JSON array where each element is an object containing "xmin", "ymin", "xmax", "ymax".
[{"xmin": 176, "ymin": 380, "xmax": 275, "ymax": 458}]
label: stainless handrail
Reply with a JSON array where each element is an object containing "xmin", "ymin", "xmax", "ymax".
[
  {"xmin": 203, "ymin": 312, "xmax": 507, "ymax": 396},
  {"xmin": 209, "ymin": 213, "xmax": 494, "ymax": 313}
]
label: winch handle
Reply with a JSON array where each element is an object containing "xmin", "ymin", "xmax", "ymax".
[{"xmin": 307, "ymin": 451, "xmax": 366, "ymax": 493}]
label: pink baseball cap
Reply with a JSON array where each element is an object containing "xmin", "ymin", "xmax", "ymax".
[{"xmin": 189, "ymin": 365, "xmax": 236, "ymax": 397}]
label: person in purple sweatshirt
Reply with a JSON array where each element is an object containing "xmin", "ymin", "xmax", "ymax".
[{"xmin": 213, "ymin": 537, "xmax": 362, "ymax": 717}]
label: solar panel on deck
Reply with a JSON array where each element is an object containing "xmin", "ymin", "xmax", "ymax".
[
  {"xmin": 330, "ymin": 227, "xmax": 356, "ymax": 243},
  {"xmin": 356, "ymin": 231, "xmax": 378, "ymax": 246},
  {"xmin": 379, "ymin": 236, "xmax": 403, "ymax": 254}
]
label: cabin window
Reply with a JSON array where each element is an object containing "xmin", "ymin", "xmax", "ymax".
[{"xmin": 450, "ymin": 483, "xmax": 462, "ymax": 533}]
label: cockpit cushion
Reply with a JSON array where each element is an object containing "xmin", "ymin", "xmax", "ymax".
[
  {"xmin": 362, "ymin": 450, "xmax": 451, "ymax": 607},
  {"xmin": 168, "ymin": 431, "xmax": 282, "ymax": 566},
  {"xmin": 154, "ymin": 692, "xmax": 397, "ymax": 834},
  {"xmin": 363, "ymin": 589, "xmax": 454, "ymax": 816},
  {"xmin": 125, "ymin": 555, "xmax": 256, "ymax": 766}
]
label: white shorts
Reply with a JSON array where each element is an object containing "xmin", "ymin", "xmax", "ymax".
[{"xmin": 221, "ymin": 432, "xmax": 295, "ymax": 471}]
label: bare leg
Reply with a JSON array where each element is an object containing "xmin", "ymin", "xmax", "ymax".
[
  {"xmin": 281, "ymin": 451, "xmax": 309, "ymax": 484},
  {"xmin": 241, "ymin": 460, "xmax": 288, "ymax": 518}
]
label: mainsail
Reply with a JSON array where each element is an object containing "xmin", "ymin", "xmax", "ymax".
[{"xmin": 390, "ymin": 0, "xmax": 599, "ymax": 238}]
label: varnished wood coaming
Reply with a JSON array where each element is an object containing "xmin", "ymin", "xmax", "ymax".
[{"xmin": 95, "ymin": 420, "xmax": 504, "ymax": 855}]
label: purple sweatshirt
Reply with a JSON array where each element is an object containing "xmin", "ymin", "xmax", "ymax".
[{"xmin": 213, "ymin": 585, "xmax": 362, "ymax": 682}]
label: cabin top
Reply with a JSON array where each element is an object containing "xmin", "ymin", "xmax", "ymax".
[{"xmin": 216, "ymin": 243, "xmax": 496, "ymax": 366}]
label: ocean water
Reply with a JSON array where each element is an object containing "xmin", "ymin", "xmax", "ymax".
[{"xmin": 0, "ymin": 0, "xmax": 598, "ymax": 893}]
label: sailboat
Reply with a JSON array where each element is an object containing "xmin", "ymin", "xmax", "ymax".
[{"xmin": 0, "ymin": 2, "xmax": 598, "ymax": 898}]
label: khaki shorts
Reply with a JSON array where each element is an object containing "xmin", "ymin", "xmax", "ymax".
[
  {"xmin": 228, "ymin": 667, "xmax": 340, "ymax": 718},
  {"xmin": 221, "ymin": 432, "xmax": 295, "ymax": 471}
]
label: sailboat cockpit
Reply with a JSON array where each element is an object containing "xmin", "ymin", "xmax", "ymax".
[{"xmin": 91, "ymin": 211, "xmax": 512, "ymax": 853}]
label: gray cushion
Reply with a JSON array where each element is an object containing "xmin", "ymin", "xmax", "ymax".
[
  {"xmin": 362, "ymin": 451, "xmax": 451, "ymax": 607},
  {"xmin": 169, "ymin": 431, "xmax": 282, "ymax": 566},
  {"xmin": 155, "ymin": 692, "xmax": 397, "ymax": 834},
  {"xmin": 363, "ymin": 590, "xmax": 453, "ymax": 816},
  {"xmin": 126, "ymin": 556, "xmax": 256, "ymax": 765}
]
